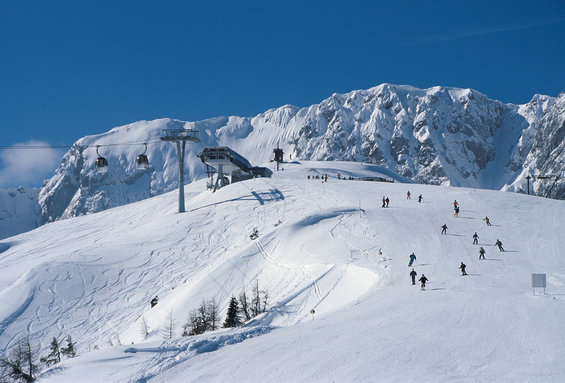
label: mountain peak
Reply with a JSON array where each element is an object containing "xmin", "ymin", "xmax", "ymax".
[{"xmin": 1, "ymin": 83, "xmax": 563, "ymax": 239}]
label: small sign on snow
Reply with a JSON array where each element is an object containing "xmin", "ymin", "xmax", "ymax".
[{"xmin": 531, "ymin": 273, "xmax": 546, "ymax": 295}]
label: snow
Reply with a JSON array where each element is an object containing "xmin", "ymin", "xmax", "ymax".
[
  {"xmin": 29, "ymin": 84, "xmax": 564, "ymax": 235},
  {"xmin": 1, "ymin": 160, "xmax": 565, "ymax": 382},
  {"xmin": 0, "ymin": 187, "xmax": 40, "ymax": 240}
]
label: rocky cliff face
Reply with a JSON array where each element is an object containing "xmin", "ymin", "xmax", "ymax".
[
  {"xmin": 0, "ymin": 186, "xmax": 41, "ymax": 240},
  {"xmin": 513, "ymin": 94, "xmax": 565, "ymax": 198},
  {"xmin": 36, "ymin": 84, "xmax": 565, "ymax": 225}
]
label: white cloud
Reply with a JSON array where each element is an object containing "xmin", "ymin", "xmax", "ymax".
[
  {"xmin": 0, "ymin": 141, "xmax": 63, "ymax": 188},
  {"xmin": 403, "ymin": 17, "xmax": 565, "ymax": 46}
]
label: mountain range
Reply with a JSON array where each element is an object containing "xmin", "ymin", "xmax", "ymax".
[{"xmin": 1, "ymin": 83, "xmax": 564, "ymax": 240}]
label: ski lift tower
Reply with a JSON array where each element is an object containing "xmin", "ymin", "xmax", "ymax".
[
  {"xmin": 161, "ymin": 128, "xmax": 200, "ymax": 213},
  {"xmin": 273, "ymin": 146, "xmax": 284, "ymax": 171}
]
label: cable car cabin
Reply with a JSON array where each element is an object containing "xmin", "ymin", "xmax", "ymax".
[
  {"xmin": 95, "ymin": 156, "xmax": 108, "ymax": 174},
  {"xmin": 136, "ymin": 154, "xmax": 149, "ymax": 170}
]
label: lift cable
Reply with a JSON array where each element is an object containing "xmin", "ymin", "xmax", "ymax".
[{"xmin": 0, "ymin": 137, "xmax": 164, "ymax": 150}]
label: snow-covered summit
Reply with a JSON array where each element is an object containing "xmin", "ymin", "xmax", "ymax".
[{"xmin": 1, "ymin": 83, "xmax": 563, "ymax": 241}]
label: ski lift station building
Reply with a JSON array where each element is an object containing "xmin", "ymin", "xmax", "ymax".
[{"xmin": 198, "ymin": 146, "xmax": 272, "ymax": 190}]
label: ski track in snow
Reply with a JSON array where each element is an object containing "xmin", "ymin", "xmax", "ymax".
[{"xmin": 3, "ymin": 161, "xmax": 565, "ymax": 382}]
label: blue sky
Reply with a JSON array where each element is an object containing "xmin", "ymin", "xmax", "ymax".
[{"xmin": 1, "ymin": 0, "xmax": 564, "ymax": 188}]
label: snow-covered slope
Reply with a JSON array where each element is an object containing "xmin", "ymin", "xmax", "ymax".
[
  {"xmin": 1, "ymin": 161, "xmax": 565, "ymax": 382},
  {"xmin": 36, "ymin": 84, "xmax": 565, "ymax": 230}
]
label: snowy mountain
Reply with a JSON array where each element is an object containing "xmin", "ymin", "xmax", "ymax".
[
  {"xmin": 0, "ymin": 186, "xmax": 41, "ymax": 239},
  {"xmin": 1, "ymin": 83, "xmax": 563, "ymax": 241},
  {"xmin": 1, "ymin": 161, "xmax": 565, "ymax": 382},
  {"xmin": 36, "ymin": 84, "xmax": 565, "ymax": 228}
]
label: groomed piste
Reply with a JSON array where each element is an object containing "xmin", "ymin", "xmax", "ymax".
[{"xmin": 1, "ymin": 161, "xmax": 565, "ymax": 382}]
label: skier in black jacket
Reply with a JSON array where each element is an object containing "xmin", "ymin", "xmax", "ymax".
[
  {"xmin": 459, "ymin": 262, "xmax": 467, "ymax": 276},
  {"xmin": 419, "ymin": 274, "xmax": 428, "ymax": 289},
  {"xmin": 410, "ymin": 268, "xmax": 417, "ymax": 285}
]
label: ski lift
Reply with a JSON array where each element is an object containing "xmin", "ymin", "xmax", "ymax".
[
  {"xmin": 136, "ymin": 143, "xmax": 149, "ymax": 170},
  {"xmin": 95, "ymin": 145, "xmax": 108, "ymax": 174}
]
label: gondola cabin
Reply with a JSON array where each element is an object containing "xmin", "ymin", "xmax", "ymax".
[
  {"xmin": 95, "ymin": 156, "xmax": 108, "ymax": 174},
  {"xmin": 136, "ymin": 154, "xmax": 149, "ymax": 170},
  {"xmin": 95, "ymin": 145, "xmax": 108, "ymax": 174}
]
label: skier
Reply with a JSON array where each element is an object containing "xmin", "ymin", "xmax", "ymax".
[
  {"xmin": 419, "ymin": 274, "xmax": 429, "ymax": 290},
  {"xmin": 410, "ymin": 268, "xmax": 418, "ymax": 285},
  {"xmin": 385, "ymin": 197, "xmax": 390, "ymax": 207},
  {"xmin": 495, "ymin": 239, "xmax": 505, "ymax": 252},
  {"xmin": 454, "ymin": 206, "xmax": 460, "ymax": 217},
  {"xmin": 337, "ymin": 172, "xmax": 341, "ymax": 180},
  {"xmin": 479, "ymin": 247, "xmax": 486, "ymax": 260},
  {"xmin": 441, "ymin": 223, "xmax": 448, "ymax": 235},
  {"xmin": 454, "ymin": 200, "xmax": 459, "ymax": 209},
  {"xmin": 407, "ymin": 191, "xmax": 411, "ymax": 199},
  {"xmin": 484, "ymin": 216, "xmax": 492, "ymax": 226},
  {"xmin": 408, "ymin": 252, "xmax": 417, "ymax": 267},
  {"xmin": 151, "ymin": 296, "xmax": 159, "ymax": 308},
  {"xmin": 473, "ymin": 232, "xmax": 479, "ymax": 245},
  {"xmin": 382, "ymin": 196, "xmax": 386, "ymax": 208},
  {"xmin": 459, "ymin": 262, "xmax": 467, "ymax": 276},
  {"xmin": 418, "ymin": 194, "xmax": 423, "ymax": 203}
]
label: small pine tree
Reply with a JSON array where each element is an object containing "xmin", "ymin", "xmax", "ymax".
[
  {"xmin": 222, "ymin": 296, "xmax": 242, "ymax": 328},
  {"xmin": 60, "ymin": 335, "xmax": 76, "ymax": 358},
  {"xmin": 40, "ymin": 337, "xmax": 61, "ymax": 367}
]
